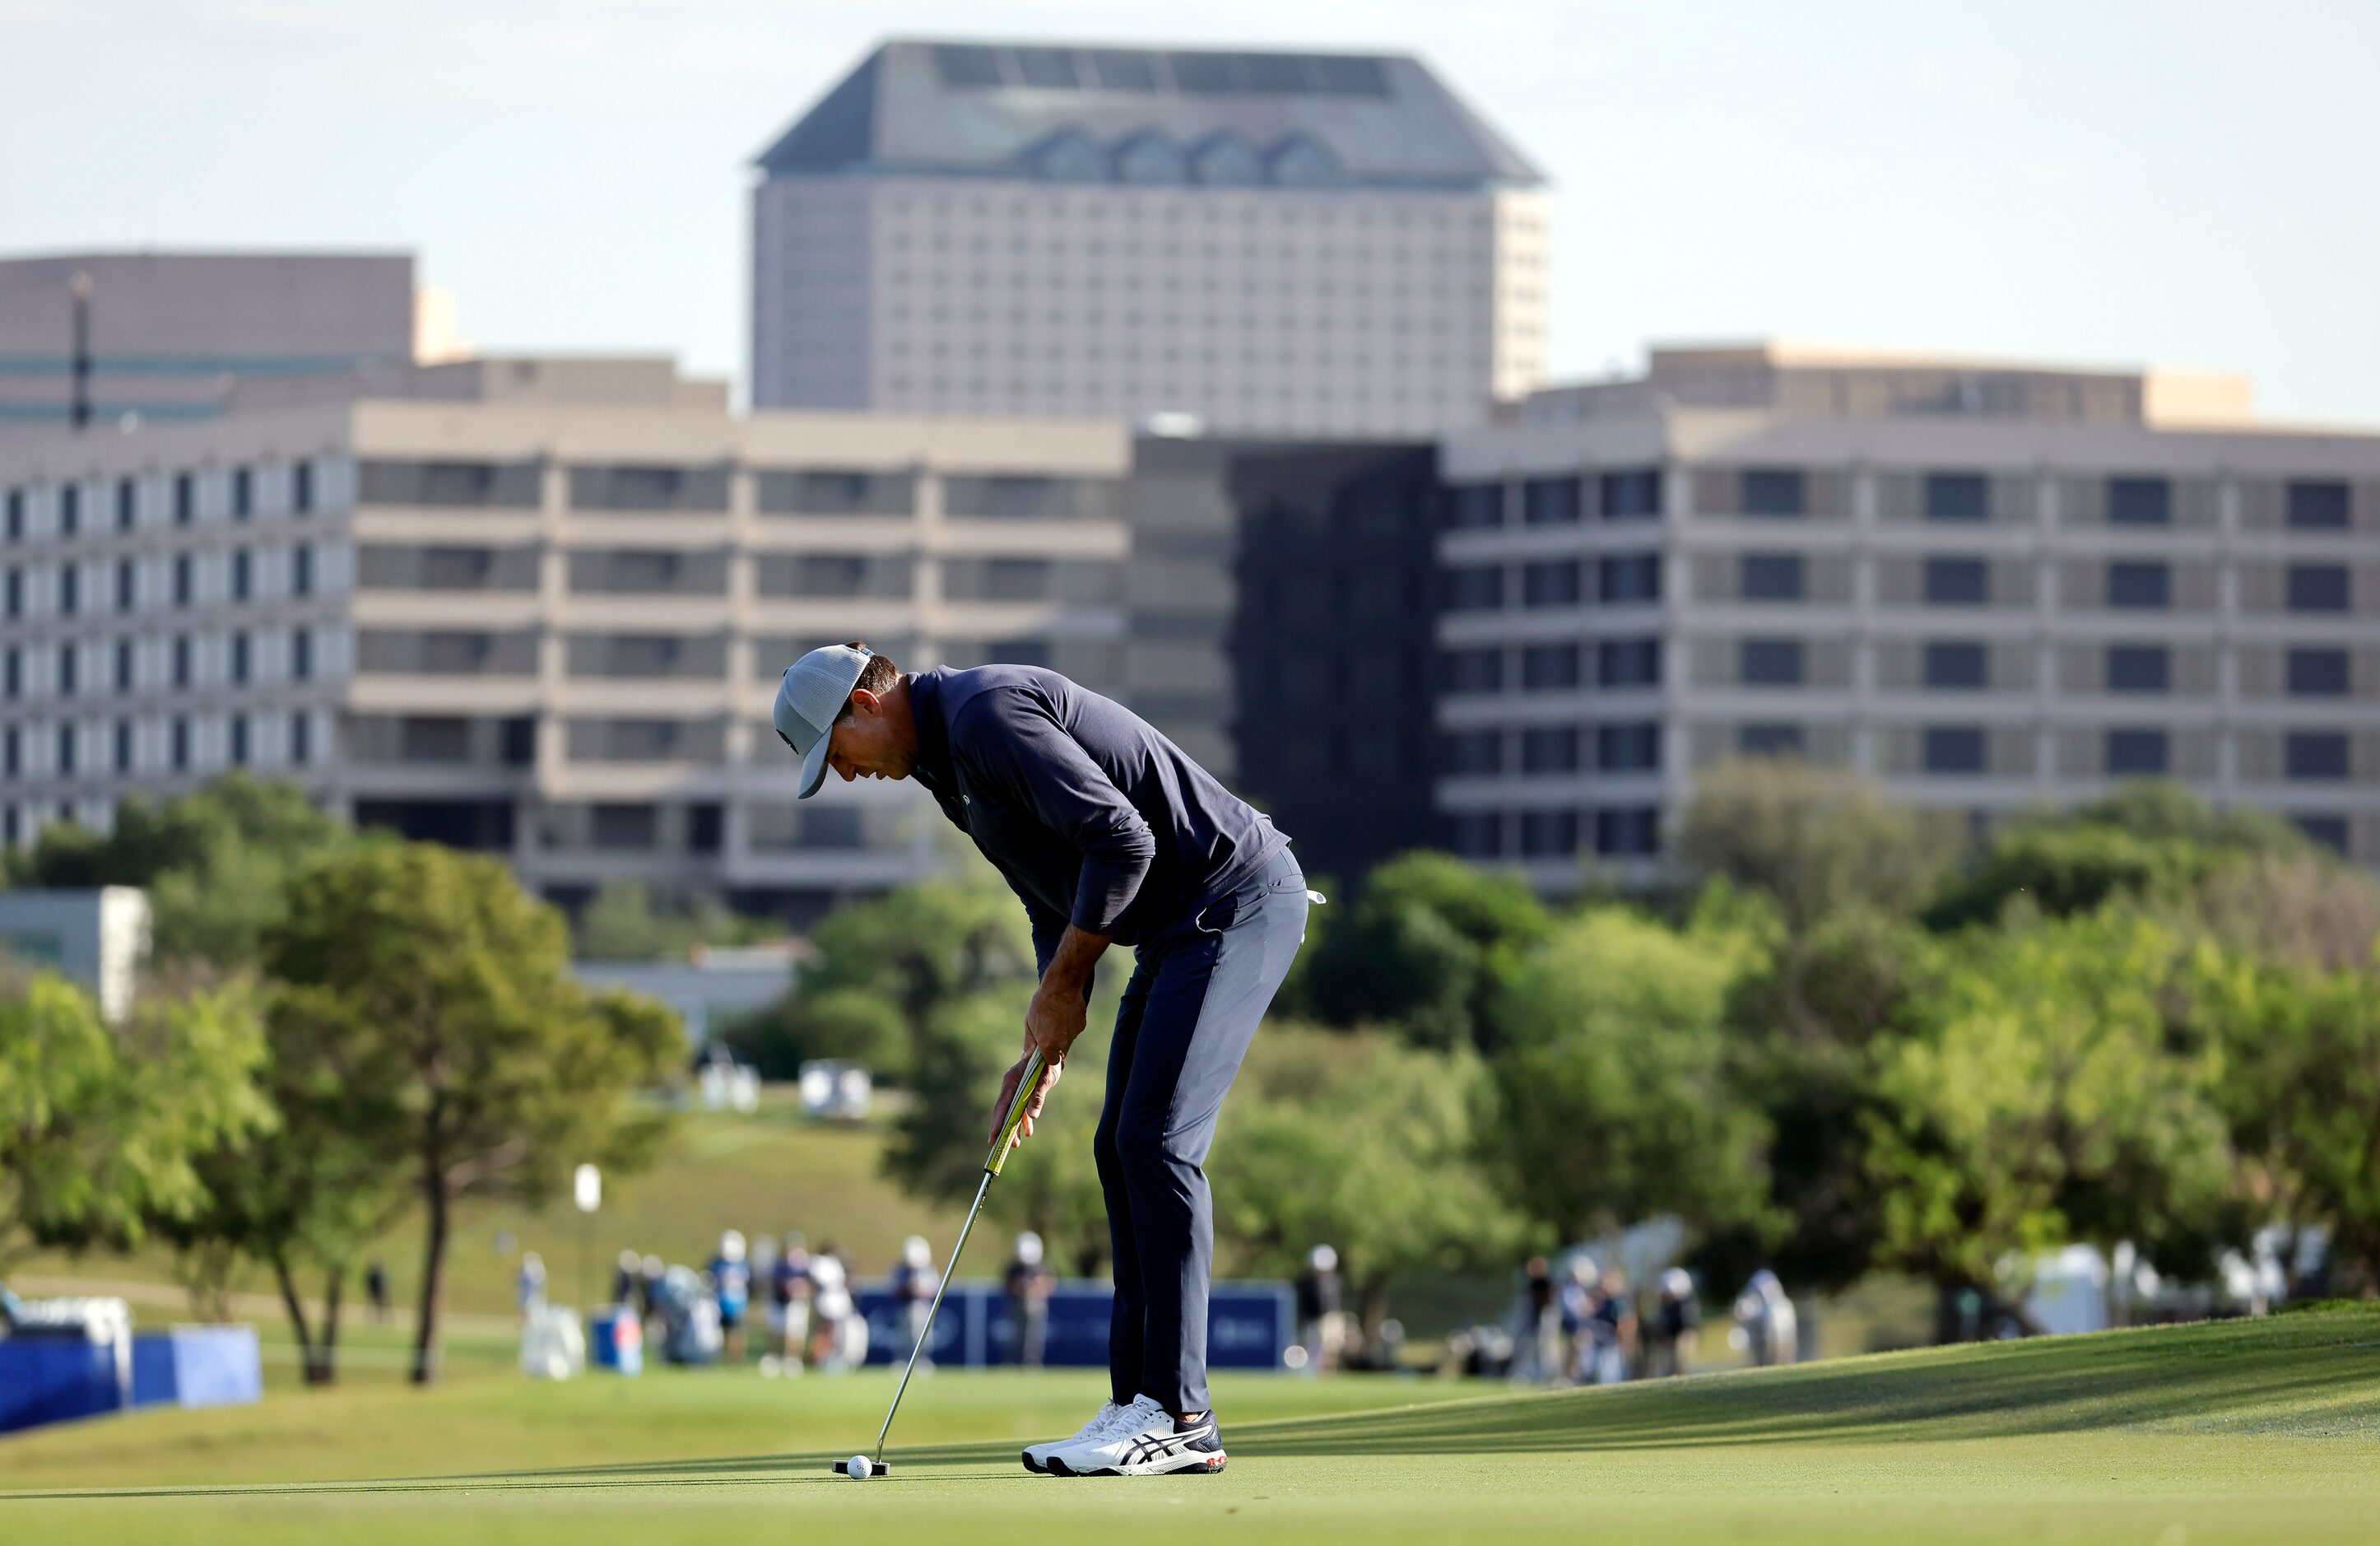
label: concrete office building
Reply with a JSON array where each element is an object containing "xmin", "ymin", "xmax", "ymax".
[
  {"xmin": 0, "ymin": 357, "xmax": 1234, "ymax": 922},
  {"xmin": 0, "ymin": 253, "xmax": 417, "ymax": 428},
  {"xmin": 751, "ymin": 39, "xmax": 1548, "ymax": 437},
  {"xmin": 1431, "ymin": 342, "xmax": 2380, "ymax": 891}
]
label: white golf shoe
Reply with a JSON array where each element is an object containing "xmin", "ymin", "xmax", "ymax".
[
  {"xmin": 1021, "ymin": 1399, "xmax": 1127, "ymax": 1474},
  {"xmin": 1047, "ymin": 1394, "xmax": 1227, "ymax": 1477}
]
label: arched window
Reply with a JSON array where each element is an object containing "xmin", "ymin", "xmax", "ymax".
[
  {"xmin": 1267, "ymin": 133, "xmax": 1344, "ymax": 187},
  {"xmin": 1025, "ymin": 129, "xmax": 1104, "ymax": 183},
  {"xmin": 1189, "ymin": 132, "xmax": 1264, "ymax": 186},
  {"xmin": 1111, "ymin": 131, "xmax": 1185, "ymax": 184}
]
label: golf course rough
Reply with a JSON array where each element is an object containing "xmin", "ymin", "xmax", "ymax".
[{"xmin": 2, "ymin": 1305, "xmax": 2376, "ymax": 1544}]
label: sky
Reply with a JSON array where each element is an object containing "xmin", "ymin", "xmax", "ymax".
[{"xmin": 4, "ymin": 0, "xmax": 2376, "ymax": 421}]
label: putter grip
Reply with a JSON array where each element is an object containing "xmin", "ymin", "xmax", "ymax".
[{"xmin": 984, "ymin": 1048, "xmax": 1046, "ymax": 1177}]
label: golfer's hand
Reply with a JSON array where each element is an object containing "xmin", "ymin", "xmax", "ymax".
[
  {"xmin": 990, "ymin": 1054, "xmax": 1062, "ymax": 1155},
  {"xmin": 1023, "ymin": 979, "xmax": 1088, "ymax": 1064}
]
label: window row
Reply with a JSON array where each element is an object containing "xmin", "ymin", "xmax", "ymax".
[
  {"xmin": 350, "ymin": 544, "xmax": 1121, "ymax": 603},
  {"xmin": 1682, "ymin": 468, "xmax": 2366, "ymax": 529},
  {"xmin": 1440, "ymin": 720, "xmax": 1663, "ymax": 776},
  {"xmin": 3, "ymin": 630, "xmax": 318, "ymax": 697},
  {"xmin": 1441, "ymin": 553, "xmax": 1662, "ymax": 612},
  {"xmin": 1, "ymin": 710, "xmax": 317, "ymax": 781},
  {"xmin": 2, "ymin": 545, "xmax": 319, "ymax": 618},
  {"xmin": 1440, "ymin": 468, "xmax": 1663, "ymax": 529},
  {"xmin": 4, "ymin": 463, "xmax": 323, "ymax": 541},
  {"xmin": 352, "ymin": 460, "xmax": 1120, "ymax": 521},
  {"xmin": 1439, "ymin": 637, "xmax": 1662, "ymax": 693},
  {"xmin": 1446, "ymin": 806, "xmax": 1661, "ymax": 860}
]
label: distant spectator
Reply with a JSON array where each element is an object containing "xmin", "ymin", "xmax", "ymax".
[
  {"xmin": 1557, "ymin": 1257, "xmax": 1597, "ymax": 1382},
  {"xmin": 808, "ymin": 1243, "xmax": 856, "ymax": 1371},
  {"xmin": 518, "ymin": 1251, "xmax": 547, "ymax": 1317},
  {"xmin": 1003, "ymin": 1232, "xmax": 1056, "ymax": 1367},
  {"xmin": 1734, "ymin": 1269, "xmax": 1799, "ymax": 1367},
  {"xmin": 1650, "ymin": 1267, "xmax": 1701, "ymax": 1377},
  {"xmin": 365, "ymin": 1260, "xmax": 390, "ymax": 1323},
  {"xmin": 1511, "ymin": 1255, "xmax": 1560, "ymax": 1385},
  {"xmin": 890, "ymin": 1236, "xmax": 939, "ymax": 1368},
  {"xmin": 1295, "ymin": 1244, "xmax": 1349, "ymax": 1376},
  {"xmin": 710, "ymin": 1231, "xmax": 752, "ymax": 1364},
  {"xmin": 771, "ymin": 1232, "xmax": 812, "ymax": 1369},
  {"xmin": 1587, "ymin": 1265, "xmax": 1637, "ymax": 1384},
  {"xmin": 611, "ymin": 1249, "xmax": 642, "ymax": 1310},
  {"xmin": 639, "ymin": 1254, "xmax": 666, "ymax": 1331}
]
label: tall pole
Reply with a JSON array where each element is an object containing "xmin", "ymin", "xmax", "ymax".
[{"xmin": 69, "ymin": 271, "xmax": 93, "ymax": 433}]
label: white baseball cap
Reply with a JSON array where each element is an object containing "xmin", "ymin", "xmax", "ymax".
[{"xmin": 773, "ymin": 643, "xmax": 874, "ymax": 799}]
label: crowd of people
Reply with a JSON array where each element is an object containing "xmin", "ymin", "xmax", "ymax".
[
  {"xmin": 575, "ymin": 1228, "xmax": 1057, "ymax": 1371},
  {"xmin": 1497, "ymin": 1255, "xmax": 1801, "ymax": 1384}
]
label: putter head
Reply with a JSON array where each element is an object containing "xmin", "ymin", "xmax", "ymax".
[{"xmin": 833, "ymin": 1459, "xmax": 890, "ymax": 1478}]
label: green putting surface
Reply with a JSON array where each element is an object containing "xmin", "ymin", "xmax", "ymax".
[{"xmin": 4, "ymin": 1306, "xmax": 2377, "ymax": 1544}]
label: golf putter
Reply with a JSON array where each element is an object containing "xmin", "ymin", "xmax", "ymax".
[{"xmin": 835, "ymin": 1047, "xmax": 1047, "ymax": 1478}]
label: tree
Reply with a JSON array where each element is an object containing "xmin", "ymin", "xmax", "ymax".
[
  {"xmin": 1212, "ymin": 1024, "xmax": 1519, "ymax": 1334},
  {"xmin": 1677, "ymin": 757, "xmax": 1960, "ymax": 934},
  {"xmin": 263, "ymin": 844, "xmax": 680, "ymax": 1383},
  {"xmin": 1304, "ymin": 850, "xmax": 1550, "ymax": 1050},
  {"xmin": 1861, "ymin": 910, "xmax": 2238, "ymax": 1331},
  {"xmin": 0, "ymin": 968, "xmax": 272, "ymax": 1268},
  {"xmin": 2, "ymin": 772, "xmax": 351, "ymax": 969},
  {"xmin": 573, "ymin": 881, "xmax": 770, "ymax": 965},
  {"xmin": 1481, "ymin": 906, "xmax": 1773, "ymax": 1246},
  {"xmin": 726, "ymin": 986, "xmax": 910, "ymax": 1082}
]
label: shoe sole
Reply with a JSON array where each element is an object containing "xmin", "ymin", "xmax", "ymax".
[
  {"xmin": 1021, "ymin": 1451, "xmax": 1048, "ymax": 1474},
  {"xmin": 1049, "ymin": 1452, "xmax": 1226, "ymax": 1478}
]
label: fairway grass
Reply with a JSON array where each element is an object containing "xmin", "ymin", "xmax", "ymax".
[{"xmin": 4, "ymin": 1306, "xmax": 2376, "ymax": 1544}]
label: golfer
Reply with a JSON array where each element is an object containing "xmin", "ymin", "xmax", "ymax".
[{"xmin": 774, "ymin": 642, "xmax": 1310, "ymax": 1477}]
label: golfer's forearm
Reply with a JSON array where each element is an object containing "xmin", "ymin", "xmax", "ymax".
[{"xmin": 1039, "ymin": 925, "xmax": 1110, "ymax": 1000}]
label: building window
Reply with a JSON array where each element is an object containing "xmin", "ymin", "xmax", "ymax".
[
  {"xmin": 1738, "ymin": 722, "xmax": 1802, "ymax": 757},
  {"xmin": 292, "ymin": 463, "xmax": 314, "ymax": 515},
  {"xmin": 229, "ymin": 715, "xmax": 249, "ymax": 766},
  {"xmin": 174, "ymin": 473, "xmax": 194, "ymax": 525},
  {"xmin": 1521, "ymin": 727, "xmax": 1580, "ymax": 773},
  {"xmin": 2287, "ymin": 563, "xmax": 2350, "ymax": 612},
  {"xmin": 1740, "ymin": 637, "xmax": 1805, "ymax": 687},
  {"xmin": 3, "ymin": 488, "xmax": 19, "ymax": 540},
  {"xmin": 174, "ymin": 554, "xmax": 193, "ymax": 607},
  {"xmin": 2286, "ymin": 731, "xmax": 2349, "ymax": 780},
  {"xmin": 116, "ymin": 478, "xmax": 137, "ymax": 530},
  {"xmin": 1740, "ymin": 552, "xmax": 1805, "ymax": 602},
  {"xmin": 2107, "ymin": 561, "xmax": 2170, "ymax": 609},
  {"xmin": 1599, "ymin": 552, "xmax": 1662, "ymax": 603},
  {"xmin": 291, "ymin": 545, "xmax": 314, "ymax": 597},
  {"xmin": 291, "ymin": 628, "xmax": 313, "ymax": 681},
  {"xmin": 2, "ymin": 727, "xmax": 16, "ymax": 777},
  {"xmin": 2107, "ymin": 477, "xmax": 2170, "ymax": 526},
  {"xmin": 1441, "ymin": 485, "xmax": 1503, "ymax": 529},
  {"xmin": 1925, "ymin": 556, "xmax": 1990, "ymax": 605},
  {"xmin": 1597, "ymin": 720, "xmax": 1661, "ymax": 771},
  {"xmin": 231, "ymin": 549, "xmax": 252, "ymax": 602},
  {"xmin": 58, "ymin": 645, "xmax": 75, "ymax": 697},
  {"xmin": 1439, "ymin": 646, "xmax": 1503, "ymax": 694},
  {"xmin": 232, "ymin": 467, "xmax": 253, "ymax": 519},
  {"xmin": 1924, "ymin": 640, "xmax": 1988, "ymax": 690},
  {"xmin": 2286, "ymin": 480, "xmax": 2349, "ymax": 529},
  {"xmin": 291, "ymin": 712, "xmax": 312, "ymax": 766},
  {"xmin": 1741, "ymin": 469, "xmax": 1805, "ymax": 517},
  {"xmin": 1442, "ymin": 565, "xmax": 1503, "ymax": 612},
  {"xmin": 1923, "ymin": 725, "xmax": 1987, "ymax": 775},
  {"xmin": 1925, "ymin": 473, "xmax": 1988, "ymax": 522},
  {"xmin": 1594, "ymin": 807, "xmax": 1659, "ymax": 856},
  {"xmin": 2294, "ymin": 813, "xmax": 2349, "ymax": 854},
  {"xmin": 2, "ymin": 648, "xmax": 15, "ymax": 697},
  {"xmin": 1519, "ymin": 809, "xmax": 1579, "ymax": 857},
  {"xmin": 2106, "ymin": 644, "xmax": 2169, "ymax": 693},
  {"xmin": 1600, "ymin": 468, "xmax": 1662, "ymax": 519},
  {"xmin": 56, "ymin": 724, "xmax": 74, "ymax": 776},
  {"xmin": 1522, "ymin": 560, "xmax": 1581, "ymax": 608},
  {"xmin": 1523, "ymin": 477, "xmax": 1581, "ymax": 525},
  {"xmin": 1440, "ymin": 729, "xmax": 1503, "ymax": 775},
  {"xmin": 59, "ymin": 565, "xmax": 80, "ymax": 617},
  {"xmin": 1521, "ymin": 643, "xmax": 1581, "ymax": 690},
  {"xmin": 2107, "ymin": 729, "xmax": 2168, "ymax": 775},
  {"xmin": 1598, "ymin": 637, "xmax": 1662, "ymax": 688},
  {"xmin": 231, "ymin": 632, "xmax": 250, "ymax": 685},
  {"xmin": 114, "ymin": 639, "xmax": 132, "ymax": 692},
  {"xmin": 1449, "ymin": 811, "xmax": 1504, "ymax": 859},
  {"xmin": 114, "ymin": 558, "xmax": 134, "ymax": 611},
  {"xmin": 173, "ymin": 635, "xmax": 191, "ymax": 688},
  {"xmin": 2287, "ymin": 647, "xmax": 2349, "ymax": 696},
  {"xmin": 59, "ymin": 485, "xmax": 79, "ymax": 536},
  {"xmin": 2, "ymin": 568, "xmax": 15, "ymax": 618},
  {"xmin": 171, "ymin": 716, "xmax": 189, "ymax": 771},
  {"xmin": 114, "ymin": 719, "xmax": 132, "ymax": 773}
]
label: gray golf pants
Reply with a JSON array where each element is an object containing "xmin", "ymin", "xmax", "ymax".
[{"xmin": 1095, "ymin": 845, "xmax": 1309, "ymax": 1417}]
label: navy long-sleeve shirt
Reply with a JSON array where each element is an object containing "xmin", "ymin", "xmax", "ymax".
[{"xmin": 905, "ymin": 665, "xmax": 1285, "ymax": 966}]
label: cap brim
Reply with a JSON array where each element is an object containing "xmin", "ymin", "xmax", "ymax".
[{"xmin": 797, "ymin": 733, "xmax": 833, "ymax": 799}]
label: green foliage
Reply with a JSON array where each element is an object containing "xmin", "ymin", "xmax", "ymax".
[
  {"xmin": 1481, "ymin": 907, "xmax": 1772, "ymax": 1244},
  {"xmin": 1304, "ymin": 850, "xmax": 1550, "ymax": 1049},
  {"xmin": 263, "ymin": 843, "xmax": 681, "ymax": 1381},
  {"xmin": 1677, "ymin": 757, "xmax": 1959, "ymax": 933},
  {"xmin": 1214, "ymin": 1024, "xmax": 1520, "ymax": 1323},
  {"xmin": 0, "ymin": 970, "xmax": 272, "ymax": 1266},
  {"xmin": 726, "ymin": 986, "xmax": 911, "ymax": 1082},
  {"xmin": 573, "ymin": 881, "xmax": 770, "ymax": 963},
  {"xmin": 797, "ymin": 864, "xmax": 1039, "ymax": 1021},
  {"xmin": 2, "ymin": 773, "xmax": 352, "ymax": 969}
]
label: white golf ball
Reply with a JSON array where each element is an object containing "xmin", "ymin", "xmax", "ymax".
[{"xmin": 847, "ymin": 1455, "xmax": 873, "ymax": 1481}]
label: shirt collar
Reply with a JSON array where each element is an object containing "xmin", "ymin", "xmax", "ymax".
[{"xmin": 907, "ymin": 668, "xmax": 955, "ymax": 792}]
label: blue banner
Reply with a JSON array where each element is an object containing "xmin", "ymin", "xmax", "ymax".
[{"xmin": 850, "ymin": 1279, "xmax": 1292, "ymax": 1370}]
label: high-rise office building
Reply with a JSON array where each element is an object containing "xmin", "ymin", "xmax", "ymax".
[
  {"xmin": 0, "ymin": 253, "xmax": 417, "ymax": 429},
  {"xmin": 1430, "ymin": 342, "xmax": 2380, "ymax": 888},
  {"xmin": 751, "ymin": 39, "xmax": 1548, "ymax": 437}
]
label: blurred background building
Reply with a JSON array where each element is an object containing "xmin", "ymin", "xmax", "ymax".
[
  {"xmin": 750, "ymin": 40, "xmax": 1548, "ymax": 436},
  {"xmin": 0, "ymin": 254, "xmax": 423, "ymax": 430}
]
